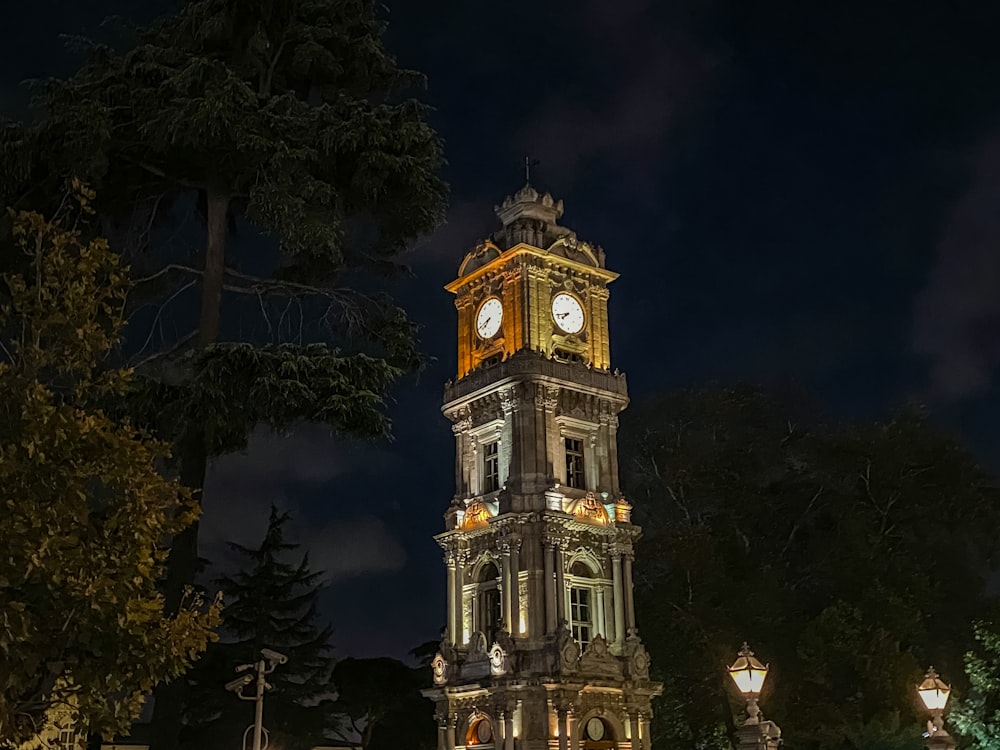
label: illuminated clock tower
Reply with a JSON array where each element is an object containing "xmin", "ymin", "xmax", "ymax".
[{"xmin": 424, "ymin": 183, "xmax": 662, "ymax": 750}]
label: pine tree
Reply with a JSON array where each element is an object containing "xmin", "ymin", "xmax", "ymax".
[{"xmin": 183, "ymin": 506, "xmax": 335, "ymax": 750}]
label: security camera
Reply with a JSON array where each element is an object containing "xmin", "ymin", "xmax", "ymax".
[
  {"xmin": 225, "ymin": 674, "xmax": 253, "ymax": 693},
  {"xmin": 261, "ymin": 648, "xmax": 288, "ymax": 666}
]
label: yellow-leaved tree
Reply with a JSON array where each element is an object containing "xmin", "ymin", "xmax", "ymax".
[{"xmin": 0, "ymin": 185, "xmax": 221, "ymax": 746}]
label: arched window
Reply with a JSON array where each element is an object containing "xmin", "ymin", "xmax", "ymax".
[{"xmin": 476, "ymin": 562, "xmax": 502, "ymax": 645}]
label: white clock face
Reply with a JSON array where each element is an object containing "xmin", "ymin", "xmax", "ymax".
[
  {"xmin": 586, "ymin": 718, "xmax": 605, "ymax": 741},
  {"xmin": 476, "ymin": 297, "xmax": 503, "ymax": 339},
  {"xmin": 551, "ymin": 293, "xmax": 585, "ymax": 334}
]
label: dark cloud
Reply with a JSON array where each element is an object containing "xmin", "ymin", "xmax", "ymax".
[
  {"xmin": 406, "ymin": 200, "xmax": 496, "ymax": 267},
  {"xmin": 914, "ymin": 136, "xmax": 1000, "ymax": 401},
  {"xmin": 200, "ymin": 425, "xmax": 406, "ymax": 584}
]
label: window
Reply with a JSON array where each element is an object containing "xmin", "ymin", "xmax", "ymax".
[
  {"xmin": 570, "ymin": 587, "xmax": 591, "ymax": 650},
  {"xmin": 565, "ymin": 438, "xmax": 585, "ymax": 489},
  {"xmin": 483, "ymin": 441, "xmax": 500, "ymax": 493},
  {"xmin": 477, "ymin": 562, "xmax": 502, "ymax": 645}
]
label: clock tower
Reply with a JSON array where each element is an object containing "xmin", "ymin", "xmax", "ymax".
[{"xmin": 425, "ymin": 184, "xmax": 661, "ymax": 750}]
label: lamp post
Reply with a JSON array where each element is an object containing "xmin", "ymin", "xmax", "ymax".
[
  {"xmin": 226, "ymin": 648, "xmax": 289, "ymax": 750},
  {"xmin": 917, "ymin": 667, "xmax": 956, "ymax": 750},
  {"xmin": 727, "ymin": 643, "xmax": 781, "ymax": 750}
]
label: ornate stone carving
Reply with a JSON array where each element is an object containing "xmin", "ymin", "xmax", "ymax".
[
  {"xmin": 488, "ymin": 642, "xmax": 508, "ymax": 676},
  {"xmin": 432, "ymin": 652, "xmax": 450, "ymax": 685},
  {"xmin": 467, "ymin": 632, "xmax": 488, "ymax": 661},
  {"xmin": 555, "ymin": 621, "xmax": 580, "ymax": 672},
  {"xmin": 621, "ymin": 631, "xmax": 651, "ymax": 679},
  {"xmin": 579, "ymin": 634, "xmax": 622, "ymax": 678},
  {"xmin": 569, "ymin": 492, "xmax": 611, "ymax": 525}
]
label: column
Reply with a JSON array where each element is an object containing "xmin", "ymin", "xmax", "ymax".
[
  {"xmin": 501, "ymin": 548, "xmax": 512, "ymax": 634},
  {"xmin": 557, "ymin": 708, "xmax": 569, "ymax": 750},
  {"xmin": 494, "ymin": 711, "xmax": 504, "ymax": 750},
  {"xmin": 611, "ymin": 552, "xmax": 625, "ymax": 647},
  {"xmin": 555, "ymin": 543, "xmax": 567, "ymax": 625},
  {"xmin": 455, "ymin": 553, "xmax": 466, "ymax": 644},
  {"xmin": 567, "ymin": 710, "xmax": 578, "ymax": 750},
  {"xmin": 623, "ymin": 551, "xmax": 636, "ymax": 632},
  {"xmin": 595, "ymin": 586, "xmax": 606, "ymax": 639},
  {"xmin": 544, "ymin": 540, "xmax": 557, "ymax": 633},
  {"xmin": 510, "ymin": 538, "xmax": 521, "ymax": 635},
  {"xmin": 504, "ymin": 709, "xmax": 515, "ymax": 750},
  {"xmin": 437, "ymin": 715, "xmax": 447, "ymax": 750},
  {"xmin": 627, "ymin": 711, "xmax": 639, "ymax": 749},
  {"xmin": 446, "ymin": 713, "xmax": 457, "ymax": 750},
  {"xmin": 640, "ymin": 714, "xmax": 652, "ymax": 750},
  {"xmin": 446, "ymin": 555, "xmax": 457, "ymax": 645}
]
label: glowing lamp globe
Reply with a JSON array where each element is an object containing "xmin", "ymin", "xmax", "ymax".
[
  {"xmin": 728, "ymin": 643, "xmax": 768, "ymax": 696},
  {"xmin": 917, "ymin": 668, "xmax": 951, "ymax": 712}
]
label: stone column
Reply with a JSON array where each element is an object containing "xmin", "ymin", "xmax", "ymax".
[
  {"xmin": 640, "ymin": 713, "xmax": 652, "ymax": 750},
  {"xmin": 607, "ymin": 415, "xmax": 621, "ymax": 494},
  {"xmin": 437, "ymin": 714, "xmax": 447, "ymax": 750},
  {"xmin": 446, "ymin": 713, "xmax": 457, "ymax": 750},
  {"xmin": 446, "ymin": 555, "xmax": 457, "ymax": 645},
  {"xmin": 557, "ymin": 708, "xmax": 569, "ymax": 750},
  {"xmin": 504, "ymin": 708, "xmax": 515, "ymax": 750},
  {"xmin": 555, "ymin": 542, "xmax": 567, "ymax": 625},
  {"xmin": 509, "ymin": 538, "xmax": 521, "ymax": 635},
  {"xmin": 494, "ymin": 711, "xmax": 504, "ymax": 750},
  {"xmin": 595, "ymin": 586, "xmax": 606, "ymax": 639},
  {"xmin": 544, "ymin": 540, "xmax": 557, "ymax": 634},
  {"xmin": 611, "ymin": 552, "xmax": 625, "ymax": 647},
  {"xmin": 623, "ymin": 551, "xmax": 636, "ymax": 632},
  {"xmin": 627, "ymin": 710, "xmax": 639, "ymax": 749},
  {"xmin": 501, "ymin": 548, "xmax": 512, "ymax": 634},
  {"xmin": 455, "ymin": 552, "xmax": 466, "ymax": 644}
]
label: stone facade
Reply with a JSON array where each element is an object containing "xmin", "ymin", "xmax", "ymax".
[{"xmin": 424, "ymin": 185, "xmax": 662, "ymax": 750}]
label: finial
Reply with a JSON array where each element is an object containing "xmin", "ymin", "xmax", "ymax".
[{"xmin": 524, "ymin": 156, "xmax": 540, "ymax": 184}]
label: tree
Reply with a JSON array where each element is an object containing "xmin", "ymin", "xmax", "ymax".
[
  {"xmin": 330, "ymin": 657, "xmax": 436, "ymax": 750},
  {"xmin": 0, "ymin": 191, "xmax": 220, "ymax": 746},
  {"xmin": 952, "ymin": 622, "xmax": 1000, "ymax": 750},
  {"xmin": 620, "ymin": 385, "xmax": 1000, "ymax": 750},
  {"xmin": 181, "ymin": 507, "xmax": 335, "ymax": 750},
  {"xmin": 3, "ymin": 2, "xmax": 446, "ymax": 745}
]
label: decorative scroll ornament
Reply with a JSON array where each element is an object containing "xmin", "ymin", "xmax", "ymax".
[
  {"xmin": 432, "ymin": 652, "xmax": 449, "ymax": 685},
  {"xmin": 461, "ymin": 500, "xmax": 492, "ymax": 530},
  {"xmin": 489, "ymin": 643, "xmax": 508, "ymax": 675},
  {"xmin": 570, "ymin": 492, "xmax": 611, "ymax": 525}
]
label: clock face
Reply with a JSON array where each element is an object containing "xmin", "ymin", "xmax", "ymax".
[
  {"xmin": 586, "ymin": 717, "xmax": 606, "ymax": 741},
  {"xmin": 476, "ymin": 297, "xmax": 503, "ymax": 339},
  {"xmin": 551, "ymin": 292, "xmax": 585, "ymax": 334}
]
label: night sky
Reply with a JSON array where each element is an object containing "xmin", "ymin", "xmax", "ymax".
[{"xmin": 4, "ymin": 0, "xmax": 1000, "ymax": 660}]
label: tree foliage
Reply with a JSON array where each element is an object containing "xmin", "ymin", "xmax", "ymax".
[
  {"xmin": 0, "ymin": 193, "xmax": 220, "ymax": 746},
  {"xmin": 2, "ymin": 4, "xmax": 446, "ymax": 745},
  {"xmin": 620, "ymin": 385, "xmax": 1000, "ymax": 750},
  {"xmin": 181, "ymin": 507, "xmax": 335, "ymax": 750},
  {"xmin": 953, "ymin": 622, "xmax": 1000, "ymax": 750}
]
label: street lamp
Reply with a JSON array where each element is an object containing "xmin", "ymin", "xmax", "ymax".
[
  {"xmin": 728, "ymin": 642, "xmax": 769, "ymax": 724},
  {"xmin": 917, "ymin": 667, "xmax": 955, "ymax": 750},
  {"xmin": 226, "ymin": 648, "xmax": 289, "ymax": 750}
]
